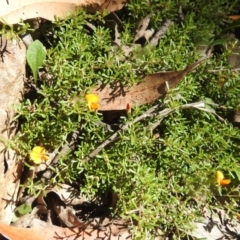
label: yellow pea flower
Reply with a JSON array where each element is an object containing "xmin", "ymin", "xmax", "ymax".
[
  {"xmin": 30, "ymin": 146, "xmax": 49, "ymax": 164},
  {"xmin": 215, "ymin": 170, "xmax": 231, "ymax": 186},
  {"xmin": 85, "ymin": 94, "xmax": 100, "ymax": 111}
]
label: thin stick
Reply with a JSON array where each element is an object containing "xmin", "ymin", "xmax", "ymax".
[
  {"xmin": 39, "ymin": 129, "xmax": 80, "ymax": 181},
  {"xmin": 84, "ymin": 100, "xmax": 225, "ymax": 162},
  {"xmin": 208, "ymin": 67, "xmax": 240, "ymax": 72},
  {"xmin": 147, "ymin": 100, "xmax": 226, "ymax": 132},
  {"xmin": 83, "ymin": 104, "xmax": 159, "ymax": 162}
]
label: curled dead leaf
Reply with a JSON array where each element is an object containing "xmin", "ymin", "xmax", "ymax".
[
  {"xmin": 36, "ymin": 184, "xmax": 88, "ymax": 207},
  {"xmin": 0, "ymin": 0, "xmax": 127, "ymax": 24},
  {"xmin": 0, "ymin": 220, "xmax": 131, "ymax": 240},
  {"xmin": 86, "ymin": 0, "xmax": 127, "ymax": 13},
  {"xmin": 133, "ymin": 14, "xmax": 151, "ymax": 42},
  {"xmin": 229, "ymin": 15, "xmax": 240, "ymax": 20}
]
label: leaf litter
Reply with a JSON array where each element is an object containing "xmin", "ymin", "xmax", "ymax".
[
  {"xmin": 0, "ymin": 0, "xmax": 127, "ymax": 24},
  {"xmin": 91, "ymin": 55, "xmax": 211, "ymax": 111}
]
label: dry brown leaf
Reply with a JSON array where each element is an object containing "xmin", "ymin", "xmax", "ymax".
[
  {"xmin": 0, "ymin": 0, "xmax": 127, "ymax": 24},
  {"xmin": 0, "ymin": 221, "xmax": 131, "ymax": 240},
  {"xmin": 86, "ymin": 0, "xmax": 127, "ymax": 13},
  {"xmin": 54, "ymin": 204, "xmax": 84, "ymax": 228},
  {"xmin": 50, "ymin": 184, "xmax": 88, "ymax": 206},
  {"xmin": 46, "ymin": 191, "xmax": 85, "ymax": 228},
  {"xmin": 91, "ymin": 55, "xmax": 211, "ymax": 111},
  {"xmin": 150, "ymin": 19, "xmax": 173, "ymax": 46},
  {"xmin": 0, "ymin": 36, "xmax": 25, "ymax": 224},
  {"xmin": 143, "ymin": 29, "xmax": 155, "ymax": 42},
  {"xmin": 36, "ymin": 184, "xmax": 88, "ymax": 207},
  {"xmin": 229, "ymin": 15, "xmax": 240, "ymax": 20},
  {"xmin": 133, "ymin": 14, "xmax": 151, "ymax": 42}
]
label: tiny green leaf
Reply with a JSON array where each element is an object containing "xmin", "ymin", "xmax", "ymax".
[
  {"xmin": 11, "ymin": 213, "xmax": 19, "ymax": 223},
  {"xmin": 204, "ymin": 98, "xmax": 214, "ymax": 105},
  {"xmin": 16, "ymin": 203, "xmax": 32, "ymax": 215},
  {"xmin": 26, "ymin": 40, "xmax": 46, "ymax": 81}
]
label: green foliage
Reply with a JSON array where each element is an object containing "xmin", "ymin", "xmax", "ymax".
[
  {"xmin": 11, "ymin": 1, "xmax": 240, "ymax": 239},
  {"xmin": 16, "ymin": 203, "xmax": 32, "ymax": 215},
  {"xmin": 12, "ymin": 203, "xmax": 32, "ymax": 222},
  {"xmin": 0, "ymin": 20, "xmax": 32, "ymax": 38},
  {"xmin": 27, "ymin": 40, "xmax": 46, "ymax": 81}
]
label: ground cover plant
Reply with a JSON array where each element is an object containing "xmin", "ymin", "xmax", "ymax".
[{"xmin": 2, "ymin": 0, "xmax": 240, "ymax": 239}]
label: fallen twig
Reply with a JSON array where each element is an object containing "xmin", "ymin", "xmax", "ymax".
[
  {"xmin": 208, "ymin": 67, "xmax": 240, "ymax": 72},
  {"xmin": 39, "ymin": 129, "xmax": 80, "ymax": 182},
  {"xmin": 84, "ymin": 100, "xmax": 225, "ymax": 162},
  {"xmin": 83, "ymin": 104, "xmax": 159, "ymax": 162},
  {"xmin": 147, "ymin": 100, "xmax": 226, "ymax": 132}
]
